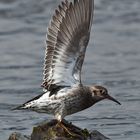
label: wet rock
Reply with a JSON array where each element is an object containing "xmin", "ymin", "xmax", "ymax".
[
  {"xmin": 90, "ymin": 130, "xmax": 110, "ymax": 140},
  {"xmin": 8, "ymin": 120, "xmax": 110, "ymax": 140},
  {"xmin": 8, "ymin": 132, "xmax": 30, "ymax": 140}
]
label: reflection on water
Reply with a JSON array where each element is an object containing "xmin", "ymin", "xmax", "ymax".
[{"xmin": 0, "ymin": 0, "xmax": 140, "ymax": 139}]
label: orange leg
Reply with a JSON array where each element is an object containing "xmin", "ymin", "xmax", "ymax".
[{"xmin": 57, "ymin": 121, "xmax": 76, "ymax": 136}]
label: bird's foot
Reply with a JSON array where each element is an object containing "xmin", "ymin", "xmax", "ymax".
[{"xmin": 56, "ymin": 121, "xmax": 76, "ymax": 137}]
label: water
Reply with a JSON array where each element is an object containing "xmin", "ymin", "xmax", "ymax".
[{"xmin": 0, "ymin": 0, "xmax": 140, "ymax": 139}]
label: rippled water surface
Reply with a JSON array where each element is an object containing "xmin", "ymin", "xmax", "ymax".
[{"xmin": 0, "ymin": 0, "xmax": 140, "ymax": 139}]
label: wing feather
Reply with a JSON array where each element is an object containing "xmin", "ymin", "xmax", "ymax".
[{"xmin": 42, "ymin": 0, "xmax": 94, "ymax": 91}]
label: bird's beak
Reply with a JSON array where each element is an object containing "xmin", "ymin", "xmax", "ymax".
[{"xmin": 107, "ymin": 95, "xmax": 121, "ymax": 105}]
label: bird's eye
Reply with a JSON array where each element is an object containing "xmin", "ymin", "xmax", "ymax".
[
  {"xmin": 100, "ymin": 90, "xmax": 106, "ymax": 95},
  {"xmin": 100, "ymin": 89, "xmax": 103, "ymax": 93}
]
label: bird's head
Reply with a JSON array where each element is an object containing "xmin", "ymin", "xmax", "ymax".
[{"xmin": 90, "ymin": 85, "xmax": 121, "ymax": 105}]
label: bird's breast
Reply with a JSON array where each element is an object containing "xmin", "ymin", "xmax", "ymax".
[{"xmin": 61, "ymin": 87, "xmax": 93, "ymax": 115}]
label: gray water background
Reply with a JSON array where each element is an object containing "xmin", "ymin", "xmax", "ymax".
[{"xmin": 0, "ymin": 0, "xmax": 140, "ymax": 139}]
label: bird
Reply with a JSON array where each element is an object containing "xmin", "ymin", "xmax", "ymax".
[{"xmin": 16, "ymin": 0, "xmax": 121, "ymax": 126}]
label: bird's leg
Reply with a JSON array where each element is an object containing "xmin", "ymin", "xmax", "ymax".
[
  {"xmin": 55, "ymin": 110, "xmax": 75, "ymax": 136},
  {"xmin": 56, "ymin": 120, "xmax": 76, "ymax": 136}
]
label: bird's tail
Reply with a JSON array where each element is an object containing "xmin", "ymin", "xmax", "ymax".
[
  {"xmin": 12, "ymin": 92, "xmax": 45, "ymax": 111},
  {"xmin": 12, "ymin": 104, "xmax": 27, "ymax": 111}
]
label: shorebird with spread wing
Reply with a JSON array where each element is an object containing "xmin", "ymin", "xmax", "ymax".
[{"xmin": 16, "ymin": 0, "xmax": 121, "ymax": 127}]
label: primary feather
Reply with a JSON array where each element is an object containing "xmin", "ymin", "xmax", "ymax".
[{"xmin": 42, "ymin": 0, "xmax": 94, "ymax": 92}]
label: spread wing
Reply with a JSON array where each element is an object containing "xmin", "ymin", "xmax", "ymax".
[{"xmin": 42, "ymin": 0, "xmax": 94, "ymax": 91}]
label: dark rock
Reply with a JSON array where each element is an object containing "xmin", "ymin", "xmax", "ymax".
[
  {"xmin": 8, "ymin": 132, "xmax": 30, "ymax": 140},
  {"xmin": 8, "ymin": 120, "xmax": 111, "ymax": 140},
  {"xmin": 30, "ymin": 119, "xmax": 111, "ymax": 140},
  {"xmin": 90, "ymin": 130, "xmax": 110, "ymax": 140}
]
